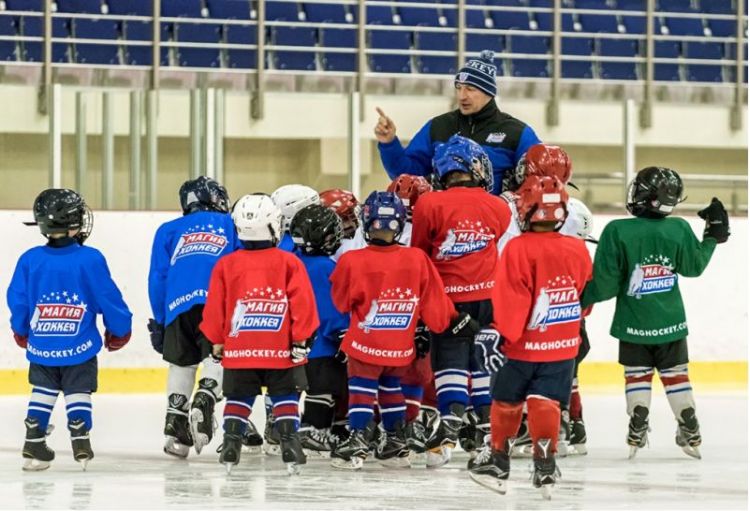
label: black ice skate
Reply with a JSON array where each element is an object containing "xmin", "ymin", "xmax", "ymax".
[
  {"xmin": 569, "ymin": 419, "xmax": 588, "ymax": 455},
  {"xmin": 330, "ymin": 429, "xmax": 371, "ymax": 470},
  {"xmin": 278, "ymin": 420, "xmax": 307, "ymax": 475},
  {"xmin": 510, "ymin": 413, "xmax": 533, "ymax": 458},
  {"xmin": 425, "ymin": 406, "xmax": 463, "ymax": 469},
  {"xmin": 22, "ymin": 418, "xmax": 55, "ymax": 472},
  {"xmin": 675, "ymin": 407, "xmax": 702, "ymax": 460},
  {"xmin": 472, "ymin": 406, "xmax": 491, "ymax": 461},
  {"xmin": 241, "ymin": 420, "xmax": 264, "ymax": 454},
  {"xmin": 219, "ymin": 418, "xmax": 244, "ymax": 474},
  {"xmin": 405, "ymin": 420, "xmax": 427, "ymax": 454},
  {"xmin": 189, "ymin": 378, "xmax": 219, "ymax": 455},
  {"xmin": 458, "ymin": 410, "xmax": 478, "ymax": 455},
  {"xmin": 557, "ymin": 408, "xmax": 571, "ymax": 458},
  {"xmin": 300, "ymin": 425, "xmax": 337, "ymax": 458},
  {"xmin": 375, "ymin": 422, "xmax": 410, "ymax": 468},
  {"xmin": 532, "ymin": 438, "xmax": 560, "ymax": 500},
  {"xmin": 263, "ymin": 414, "xmax": 281, "ymax": 456},
  {"xmin": 68, "ymin": 419, "xmax": 94, "ymax": 471},
  {"xmin": 164, "ymin": 394, "xmax": 193, "ymax": 458},
  {"xmin": 627, "ymin": 405, "xmax": 650, "ymax": 459},
  {"xmin": 468, "ymin": 439, "xmax": 512, "ymax": 495}
]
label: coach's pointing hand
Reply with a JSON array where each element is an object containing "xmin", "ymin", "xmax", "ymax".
[{"xmin": 374, "ymin": 107, "xmax": 397, "ymax": 144}]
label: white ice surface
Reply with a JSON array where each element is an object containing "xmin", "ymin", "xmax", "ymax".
[{"xmin": 0, "ymin": 391, "xmax": 746, "ymax": 510}]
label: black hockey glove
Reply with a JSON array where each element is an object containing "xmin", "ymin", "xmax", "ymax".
[
  {"xmin": 414, "ymin": 323, "xmax": 431, "ymax": 358},
  {"xmin": 448, "ymin": 312, "xmax": 481, "ymax": 341},
  {"xmin": 697, "ymin": 197, "xmax": 730, "ymax": 244},
  {"xmin": 147, "ymin": 319, "xmax": 164, "ymax": 354},
  {"xmin": 473, "ymin": 328, "xmax": 506, "ymax": 374},
  {"xmin": 334, "ymin": 330, "xmax": 348, "ymax": 364},
  {"xmin": 291, "ymin": 335, "xmax": 315, "ymax": 364}
]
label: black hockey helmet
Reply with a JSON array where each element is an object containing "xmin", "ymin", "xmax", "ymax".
[
  {"xmin": 289, "ymin": 204, "xmax": 343, "ymax": 256},
  {"xmin": 626, "ymin": 166, "xmax": 685, "ymax": 218},
  {"xmin": 179, "ymin": 176, "xmax": 230, "ymax": 215},
  {"xmin": 25, "ymin": 188, "xmax": 93, "ymax": 244}
]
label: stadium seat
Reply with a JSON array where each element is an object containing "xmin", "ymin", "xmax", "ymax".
[
  {"xmin": 703, "ymin": 0, "xmax": 734, "ymax": 14},
  {"xmin": 685, "ymin": 41, "xmax": 724, "ymax": 82},
  {"xmin": 535, "ymin": 13, "xmax": 577, "ymax": 32},
  {"xmin": 574, "ymin": 0, "xmax": 612, "ymax": 8},
  {"xmin": 366, "ymin": 5, "xmax": 396, "ymax": 24},
  {"xmin": 225, "ymin": 24, "xmax": 257, "ymax": 69},
  {"xmin": 490, "ymin": 9, "xmax": 530, "ymax": 30},
  {"xmin": 108, "ymin": 0, "xmax": 151, "ymax": 16},
  {"xmin": 416, "ymin": 32, "xmax": 457, "ymax": 74},
  {"xmin": 398, "ymin": 5, "xmax": 441, "ymax": 27},
  {"xmin": 266, "ymin": 1, "xmax": 301, "ymax": 21},
  {"xmin": 304, "ymin": 2, "xmax": 349, "ymax": 24},
  {"xmin": 320, "ymin": 28, "xmax": 356, "ymax": 72},
  {"xmin": 444, "ymin": 5, "xmax": 488, "ymax": 28},
  {"xmin": 509, "ymin": 35, "xmax": 549, "ymax": 77},
  {"xmin": 466, "ymin": 32, "xmax": 504, "ymax": 53},
  {"xmin": 369, "ymin": 30, "xmax": 411, "ymax": 73},
  {"xmin": 599, "ymin": 38, "xmax": 639, "ymax": 79},
  {"xmin": 561, "ymin": 37, "xmax": 594, "ymax": 78},
  {"xmin": 0, "ymin": 16, "xmax": 18, "ymax": 61},
  {"xmin": 207, "ymin": 0, "xmax": 251, "ymax": 19},
  {"xmin": 664, "ymin": 16, "xmax": 705, "ymax": 36},
  {"xmin": 56, "ymin": 0, "xmax": 104, "ymax": 14},
  {"xmin": 5, "ymin": 0, "xmax": 43, "ymax": 10},
  {"xmin": 123, "ymin": 21, "xmax": 170, "ymax": 66},
  {"xmin": 74, "ymin": 19, "xmax": 120, "ymax": 65},
  {"xmin": 621, "ymin": 15, "xmax": 647, "ymax": 34},
  {"xmin": 272, "ymin": 26, "xmax": 317, "ymax": 71},
  {"xmin": 22, "ymin": 17, "xmax": 70, "ymax": 62},
  {"xmin": 616, "ymin": 0, "xmax": 646, "ymax": 10},
  {"xmin": 162, "ymin": 0, "xmax": 205, "ymax": 18},
  {"xmin": 657, "ymin": 0, "xmax": 696, "ymax": 12},
  {"xmin": 175, "ymin": 23, "xmax": 222, "ymax": 68},
  {"xmin": 579, "ymin": 12, "xmax": 619, "ymax": 32},
  {"xmin": 708, "ymin": 19, "xmax": 736, "ymax": 37},
  {"xmin": 654, "ymin": 40, "xmax": 680, "ymax": 80}
]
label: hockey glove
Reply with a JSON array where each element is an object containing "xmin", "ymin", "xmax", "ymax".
[
  {"xmin": 474, "ymin": 328, "xmax": 506, "ymax": 374},
  {"xmin": 105, "ymin": 330, "xmax": 131, "ymax": 352},
  {"xmin": 414, "ymin": 323, "xmax": 431, "ymax": 358},
  {"xmin": 334, "ymin": 330, "xmax": 348, "ymax": 364},
  {"xmin": 13, "ymin": 331, "xmax": 27, "ymax": 349},
  {"xmin": 698, "ymin": 197, "xmax": 730, "ymax": 244},
  {"xmin": 147, "ymin": 319, "xmax": 165, "ymax": 354},
  {"xmin": 291, "ymin": 336, "xmax": 314, "ymax": 364},
  {"xmin": 448, "ymin": 312, "xmax": 481, "ymax": 341}
]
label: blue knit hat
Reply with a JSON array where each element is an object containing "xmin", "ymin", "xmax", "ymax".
[{"xmin": 455, "ymin": 50, "xmax": 497, "ymax": 97}]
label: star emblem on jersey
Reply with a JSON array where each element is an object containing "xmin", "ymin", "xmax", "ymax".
[
  {"xmin": 436, "ymin": 219, "xmax": 495, "ymax": 260},
  {"xmin": 169, "ymin": 224, "xmax": 229, "ymax": 266},
  {"xmin": 32, "ymin": 290, "xmax": 87, "ymax": 337},
  {"xmin": 626, "ymin": 254, "xmax": 676, "ymax": 299},
  {"xmin": 358, "ymin": 288, "xmax": 420, "ymax": 333},
  {"xmin": 527, "ymin": 277, "xmax": 581, "ymax": 332},
  {"xmin": 229, "ymin": 288, "xmax": 289, "ymax": 336}
]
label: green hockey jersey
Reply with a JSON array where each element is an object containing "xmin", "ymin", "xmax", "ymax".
[{"xmin": 581, "ymin": 216, "xmax": 716, "ymax": 345}]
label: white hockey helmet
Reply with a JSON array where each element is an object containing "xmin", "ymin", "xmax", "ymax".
[
  {"xmin": 231, "ymin": 193, "xmax": 282, "ymax": 243},
  {"xmin": 560, "ymin": 197, "xmax": 597, "ymax": 242},
  {"xmin": 271, "ymin": 184, "xmax": 320, "ymax": 232}
]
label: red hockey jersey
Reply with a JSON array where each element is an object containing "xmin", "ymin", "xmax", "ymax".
[
  {"xmin": 331, "ymin": 244, "xmax": 457, "ymax": 367},
  {"xmin": 200, "ymin": 248, "xmax": 319, "ymax": 369},
  {"xmin": 492, "ymin": 231, "xmax": 592, "ymax": 362},
  {"xmin": 411, "ymin": 187, "xmax": 512, "ymax": 303}
]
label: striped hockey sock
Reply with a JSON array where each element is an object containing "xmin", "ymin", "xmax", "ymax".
[
  {"xmin": 378, "ymin": 376, "xmax": 406, "ymax": 431},
  {"xmin": 469, "ymin": 371, "xmax": 491, "ymax": 410},
  {"xmin": 303, "ymin": 393, "xmax": 335, "ymax": 429},
  {"xmin": 27, "ymin": 386, "xmax": 59, "ymax": 432},
  {"xmin": 271, "ymin": 393, "xmax": 301, "ymax": 431},
  {"xmin": 223, "ymin": 396, "xmax": 255, "ymax": 432},
  {"xmin": 348, "ymin": 377, "xmax": 377, "ymax": 431},
  {"xmin": 624, "ymin": 366, "xmax": 654, "ymax": 415},
  {"xmin": 434, "ymin": 368, "xmax": 469, "ymax": 417},
  {"xmin": 401, "ymin": 383, "xmax": 423, "ymax": 423},
  {"xmin": 64, "ymin": 392, "xmax": 93, "ymax": 430},
  {"xmin": 659, "ymin": 364, "xmax": 696, "ymax": 418}
]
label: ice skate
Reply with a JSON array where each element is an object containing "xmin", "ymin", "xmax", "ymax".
[
  {"xmin": 263, "ymin": 414, "xmax": 281, "ymax": 456},
  {"xmin": 425, "ymin": 413, "xmax": 461, "ymax": 469},
  {"xmin": 531, "ymin": 438, "xmax": 560, "ymax": 500},
  {"xmin": 405, "ymin": 420, "xmax": 427, "ymax": 454},
  {"xmin": 68, "ymin": 419, "xmax": 94, "ymax": 471},
  {"xmin": 569, "ymin": 419, "xmax": 588, "ymax": 455},
  {"xmin": 510, "ymin": 414, "xmax": 533, "ymax": 458},
  {"xmin": 164, "ymin": 411, "xmax": 193, "ymax": 458},
  {"xmin": 278, "ymin": 421, "xmax": 307, "ymax": 475},
  {"xmin": 468, "ymin": 439, "xmax": 511, "ymax": 495},
  {"xmin": 219, "ymin": 419, "xmax": 244, "ymax": 474},
  {"xmin": 189, "ymin": 379, "xmax": 218, "ymax": 455},
  {"xmin": 330, "ymin": 429, "xmax": 370, "ymax": 470},
  {"xmin": 240, "ymin": 420, "xmax": 263, "ymax": 454},
  {"xmin": 375, "ymin": 422, "xmax": 410, "ymax": 468},
  {"xmin": 627, "ymin": 405, "xmax": 650, "ymax": 459},
  {"xmin": 22, "ymin": 418, "xmax": 55, "ymax": 472},
  {"xmin": 557, "ymin": 409, "xmax": 570, "ymax": 458},
  {"xmin": 458, "ymin": 410, "xmax": 478, "ymax": 455},
  {"xmin": 300, "ymin": 425, "xmax": 336, "ymax": 458},
  {"xmin": 675, "ymin": 407, "xmax": 702, "ymax": 460}
]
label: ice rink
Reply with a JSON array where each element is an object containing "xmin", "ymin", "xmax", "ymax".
[{"xmin": 0, "ymin": 390, "xmax": 745, "ymax": 510}]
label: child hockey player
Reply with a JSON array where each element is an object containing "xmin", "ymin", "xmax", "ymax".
[
  {"xmin": 200, "ymin": 193, "xmax": 319, "ymax": 474},
  {"xmin": 470, "ymin": 176, "xmax": 591, "ymax": 498},
  {"xmin": 411, "ymin": 135, "xmax": 512, "ymax": 467},
  {"xmin": 329, "ymin": 191, "xmax": 479, "ymax": 470},
  {"xmin": 8, "ymin": 189, "xmax": 132, "ymax": 471},
  {"xmin": 289, "ymin": 204, "xmax": 350, "ymax": 456},
  {"xmin": 271, "ymin": 184, "xmax": 320, "ymax": 252},
  {"xmin": 147, "ymin": 176, "xmax": 238, "ymax": 458},
  {"xmin": 581, "ymin": 167, "xmax": 729, "ymax": 460}
]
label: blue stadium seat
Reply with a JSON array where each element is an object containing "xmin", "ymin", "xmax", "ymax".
[
  {"xmin": 0, "ymin": 16, "xmax": 18, "ymax": 61},
  {"xmin": 175, "ymin": 23, "xmax": 222, "ymax": 67},
  {"xmin": 57, "ymin": 0, "xmax": 104, "ymax": 13},
  {"xmin": 162, "ymin": 0, "xmax": 204, "ymax": 18},
  {"xmin": 304, "ymin": 3, "xmax": 349, "ymax": 23},
  {"xmin": 399, "ymin": 5, "xmax": 441, "ymax": 26},
  {"xmin": 273, "ymin": 26, "xmax": 317, "ymax": 70},
  {"xmin": 579, "ymin": 12, "xmax": 619, "ymax": 32},
  {"xmin": 599, "ymin": 39, "xmax": 638, "ymax": 79},
  {"xmin": 664, "ymin": 16, "xmax": 704, "ymax": 35},
  {"xmin": 416, "ymin": 32, "xmax": 456, "ymax": 74},
  {"xmin": 225, "ymin": 25, "xmax": 257, "ymax": 68},
  {"xmin": 123, "ymin": 22, "xmax": 170, "ymax": 65},
  {"xmin": 466, "ymin": 32, "xmax": 504, "ymax": 53},
  {"xmin": 657, "ymin": 0, "xmax": 696, "ymax": 12},
  {"xmin": 366, "ymin": 5, "xmax": 396, "ymax": 24},
  {"xmin": 444, "ymin": 5, "xmax": 487, "ymax": 28},
  {"xmin": 208, "ymin": 0, "xmax": 251, "ymax": 19},
  {"xmin": 490, "ymin": 9, "xmax": 530, "ymax": 30},
  {"xmin": 561, "ymin": 37, "xmax": 593, "ymax": 78},
  {"xmin": 266, "ymin": 1, "xmax": 301, "ymax": 21},
  {"xmin": 509, "ymin": 35, "xmax": 549, "ymax": 77},
  {"xmin": 708, "ymin": 19, "xmax": 736, "ymax": 37},
  {"xmin": 621, "ymin": 15, "xmax": 646, "ymax": 33},
  {"xmin": 527, "ymin": 0, "xmax": 552, "ymax": 5},
  {"xmin": 703, "ymin": 0, "xmax": 733, "ymax": 14},
  {"xmin": 685, "ymin": 41, "xmax": 724, "ymax": 82},
  {"xmin": 369, "ymin": 30, "xmax": 411, "ymax": 73},
  {"xmin": 22, "ymin": 17, "xmax": 70, "ymax": 62},
  {"xmin": 616, "ymin": 0, "xmax": 646, "ymax": 10},
  {"xmin": 5, "ymin": 0, "xmax": 42, "ymax": 10},
  {"xmin": 535, "ymin": 13, "xmax": 577, "ymax": 32},
  {"xmin": 574, "ymin": 0, "xmax": 612, "ymax": 8},
  {"xmin": 320, "ymin": 28, "xmax": 356, "ymax": 71},
  {"xmin": 654, "ymin": 40, "xmax": 680, "ymax": 80},
  {"xmin": 108, "ymin": 0, "xmax": 151, "ymax": 16},
  {"xmin": 74, "ymin": 19, "xmax": 119, "ymax": 64}
]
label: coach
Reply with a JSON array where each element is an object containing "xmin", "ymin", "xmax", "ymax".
[{"xmin": 374, "ymin": 50, "xmax": 541, "ymax": 195}]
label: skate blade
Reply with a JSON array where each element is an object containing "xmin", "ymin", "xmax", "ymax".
[
  {"xmin": 469, "ymin": 472, "xmax": 508, "ymax": 495},
  {"xmin": 223, "ymin": 462, "xmax": 237, "ymax": 475},
  {"xmin": 681, "ymin": 445, "xmax": 702, "ymax": 460},
  {"xmin": 189, "ymin": 410, "xmax": 213, "ymax": 456},
  {"xmin": 627, "ymin": 446, "xmax": 640, "ymax": 459},
  {"xmin": 425, "ymin": 447, "xmax": 451, "ymax": 469},
  {"xmin": 286, "ymin": 462, "xmax": 302, "ymax": 475},
  {"xmin": 557, "ymin": 442, "xmax": 569, "ymax": 458},
  {"xmin": 22, "ymin": 458, "xmax": 51, "ymax": 472},
  {"xmin": 330, "ymin": 457, "xmax": 364, "ymax": 470},
  {"xmin": 569, "ymin": 443, "xmax": 588, "ymax": 456},
  {"xmin": 263, "ymin": 444, "xmax": 282, "ymax": 456},
  {"xmin": 408, "ymin": 451, "xmax": 427, "ymax": 466},
  {"xmin": 540, "ymin": 484, "xmax": 553, "ymax": 500},
  {"xmin": 241, "ymin": 445, "xmax": 263, "ymax": 455},
  {"xmin": 77, "ymin": 458, "xmax": 90, "ymax": 471},
  {"xmin": 510, "ymin": 444, "xmax": 533, "ymax": 459},
  {"xmin": 164, "ymin": 437, "xmax": 190, "ymax": 459},
  {"xmin": 302, "ymin": 448, "xmax": 331, "ymax": 459},
  {"xmin": 378, "ymin": 455, "xmax": 411, "ymax": 469}
]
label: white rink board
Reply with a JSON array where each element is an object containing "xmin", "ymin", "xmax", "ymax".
[{"xmin": 0, "ymin": 210, "xmax": 746, "ymax": 369}]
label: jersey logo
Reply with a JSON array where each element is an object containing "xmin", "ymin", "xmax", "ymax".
[
  {"xmin": 358, "ymin": 288, "xmax": 418, "ymax": 333},
  {"xmin": 528, "ymin": 278, "xmax": 581, "ymax": 332},
  {"xmin": 437, "ymin": 221, "xmax": 495, "ymax": 260},
  {"xmin": 171, "ymin": 224, "xmax": 228, "ymax": 265},
  {"xmin": 627, "ymin": 256, "xmax": 676, "ymax": 299},
  {"xmin": 229, "ymin": 288, "xmax": 288, "ymax": 335},
  {"xmin": 486, "ymin": 132, "xmax": 506, "ymax": 143},
  {"xmin": 31, "ymin": 290, "xmax": 87, "ymax": 337}
]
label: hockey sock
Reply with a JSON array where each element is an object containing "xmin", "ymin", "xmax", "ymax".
[
  {"xmin": 527, "ymin": 395, "xmax": 561, "ymax": 454},
  {"xmin": 271, "ymin": 393, "xmax": 300, "ymax": 431},
  {"xmin": 658, "ymin": 364, "xmax": 696, "ymax": 419},
  {"xmin": 64, "ymin": 392, "xmax": 93, "ymax": 431},
  {"xmin": 569, "ymin": 377, "xmax": 583, "ymax": 421},
  {"xmin": 434, "ymin": 369, "xmax": 469, "ymax": 417},
  {"xmin": 422, "ymin": 379, "xmax": 438, "ymax": 409},
  {"xmin": 469, "ymin": 371, "xmax": 492, "ymax": 410},
  {"xmin": 401, "ymin": 383, "xmax": 423, "ymax": 423},
  {"xmin": 624, "ymin": 366, "xmax": 654, "ymax": 416},
  {"xmin": 167, "ymin": 364, "xmax": 198, "ymax": 414},
  {"xmin": 302, "ymin": 393, "xmax": 335, "ymax": 429},
  {"xmin": 223, "ymin": 395, "xmax": 255, "ymax": 432},
  {"xmin": 378, "ymin": 376, "xmax": 406, "ymax": 431},
  {"xmin": 198, "ymin": 355, "xmax": 223, "ymax": 398},
  {"xmin": 348, "ymin": 377, "xmax": 378, "ymax": 431},
  {"xmin": 490, "ymin": 400, "xmax": 523, "ymax": 453},
  {"xmin": 26, "ymin": 386, "xmax": 59, "ymax": 432}
]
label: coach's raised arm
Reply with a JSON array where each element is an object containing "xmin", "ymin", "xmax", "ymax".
[{"xmin": 374, "ymin": 50, "xmax": 542, "ymax": 195}]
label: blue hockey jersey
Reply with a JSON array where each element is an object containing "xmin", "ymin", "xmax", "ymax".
[
  {"xmin": 278, "ymin": 233, "xmax": 295, "ymax": 253},
  {"xmin": 7, "ymin": 243, "xmax": 132, "ymax": 367},
  {"xmin": 296, "ymin": 252, "xmax": 349, "ymax": 359},
  {"xmin": 148, "ymin": 211, "xmax": 239, "ymax": 326}
]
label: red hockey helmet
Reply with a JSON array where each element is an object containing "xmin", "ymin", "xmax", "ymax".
[
  {"xmin": 319, "ymin": 188, "xmax": 360, "ymax": 238},
  {"xmin": 515, "ymin": 175, "xmax": 569, "ymax": 231},
  {"xmin": 505, "ymin": 144, "xmax": 572, "ymax": 192},
  {"xmin": 386, "ymin": 174, "xmax": 433, "ymax": 218}
]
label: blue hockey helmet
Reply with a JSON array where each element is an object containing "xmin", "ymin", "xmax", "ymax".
[
  {"xmin": 432, "ymin": 134, "xmax": 493, "ymax": 191},
  {"xmin": 361, "ymin": 191, "xmax": 407, "ymax": 241}
]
